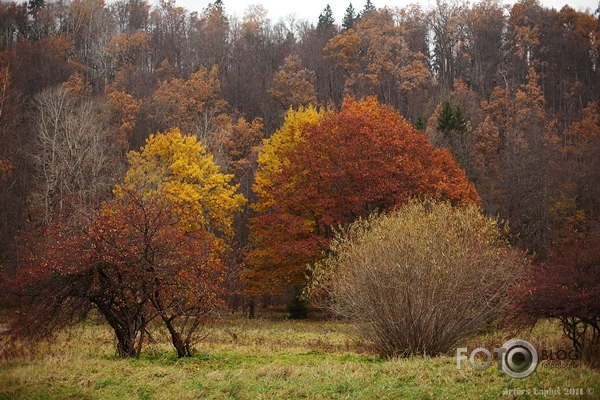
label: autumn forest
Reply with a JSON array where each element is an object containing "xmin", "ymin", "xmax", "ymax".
[{"xmin": 1, "ymin": 0, "xmax": 600, "ymax": 363}]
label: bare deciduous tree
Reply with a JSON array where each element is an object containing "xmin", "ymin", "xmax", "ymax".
[{"xmin": 30, "ymin": 86, "xmax": 120, "ymax": 224}]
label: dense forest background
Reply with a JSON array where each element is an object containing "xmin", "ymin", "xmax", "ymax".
[{"xmin": 1, "ymin": 0, "xmax": 599, "ymax": 288}]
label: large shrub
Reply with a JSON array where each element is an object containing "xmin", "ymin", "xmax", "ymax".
[{"xmin": 309, "ymin": 200, "xmax": 528, "ymax": 357}]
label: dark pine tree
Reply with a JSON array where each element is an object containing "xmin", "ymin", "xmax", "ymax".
[
  {"xmin": 361, "ymin": 0, "xmax": 376, "ymax": 18},
  {"xmin": 437, "ymin": 99, "xmax": 455, "ymax": 134},
  {"xmin": 28, "ymin": 0, "xmax": 44, "ymax": 13},
  {"xmin": 414, "ymin": 115, "xmax": 426, "ymax": 131},
  {"xmin": 317, "ymin": 4, "xmax": 335, "ymax": 33},
  {"xmin": 436, "ymin": 100, "xmax": 472, "ymax": 181},
  {"xmin": 342, "ymin": 3, "xmax": 358, "ymax": 30}
]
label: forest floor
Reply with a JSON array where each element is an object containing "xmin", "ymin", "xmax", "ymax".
[{"xmin": 0, "ymin": 310, "xmax": 599, "ymax": 399}]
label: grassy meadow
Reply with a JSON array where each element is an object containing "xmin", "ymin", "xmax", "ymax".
[{"xmin": 0, "ymin": 311, "xmax": 599, "ymax": 399}]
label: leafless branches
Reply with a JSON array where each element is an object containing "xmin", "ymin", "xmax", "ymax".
[{"xmin": 312, "ymin": 200, "xmax": 528, "ymax": 357}]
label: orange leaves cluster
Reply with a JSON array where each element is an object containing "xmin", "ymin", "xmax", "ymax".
[
  {"xmin": 104, "ymin": 90, "xmax": 142, "ymax": 145},
  {"xmin": 324, "ymin": 28, "xmax": 361, "ymax": 73},
  {"xmin": 268, "ymin": 54, "xmax": 318, "ymax": 110},
  {"xmin": 96, "ymin": 189, "xmax": 227, "ymax": 350},
  {"xmin": 150, "ymin": 65, "xmax": 223, "ymax": 135},
  {"xmin": 224, "ymin": 116, "xmax": 264, "ymax": 174},
  {"xmin": 473, "ymin": 69, "xmax": 559, "ymax": 249},
  {"xmin": 247, "ymin": 97, "xmax": 479, "ymax": 294},
  {"xmin": 62, "ymin": 71, "xmax": 92, "ymax": 99},
  {"xmin": 107, "ymin": 32, "xmax": 152, "ymax": 69},
  {"xmin": 324, "ymin": 10, "xmax": 430, "ymax": 99}
]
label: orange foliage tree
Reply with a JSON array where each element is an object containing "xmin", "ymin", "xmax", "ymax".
[
  {"xmin": 324, "ymin": 9, "xmax": 430, "ymax": 111},
  {"xmin": 247, "ymin": 97, "xmax": 479, "ymax": 294}
]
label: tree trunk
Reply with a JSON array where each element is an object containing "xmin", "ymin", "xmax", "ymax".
[
  {"xmin": 249, "ymin": 297, "xmax": 255, "ymax": 319},
  {"xmin": 162, "ymin": 315, "xmax": 189, "ymax": 357}
]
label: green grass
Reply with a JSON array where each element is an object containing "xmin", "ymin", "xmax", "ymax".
[{"xmin": 0, "ymin": 314, "xmax": 598, "ymax": 399}]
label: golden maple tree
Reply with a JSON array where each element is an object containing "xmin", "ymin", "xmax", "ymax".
[{"xmin": 117, "ymin": 127, "xmax": 246, "ymax": 242}]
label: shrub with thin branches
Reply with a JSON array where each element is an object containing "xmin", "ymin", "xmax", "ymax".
[{"xmin": 308, "ymin": 200, "xmax": 528, "ymax": 358}]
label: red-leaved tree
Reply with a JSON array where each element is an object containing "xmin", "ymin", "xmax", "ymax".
[
  {"xmin": 4, "ymin": 188, "xmax": 226, "ymax": 358},
  {"xmin": 516, "ymin": 219, "xmax": 600, "ymax": 355}
]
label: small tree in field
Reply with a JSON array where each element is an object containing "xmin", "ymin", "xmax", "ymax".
[
  {"xmin": 3, "ymin": 129, "xmax": 245, "ymax": 358},
  {"xmin": 308, "ymin": 200, "xmax": 528, "ymax": 358},
  {"xmin": 5, "ymin": 188, "xmax": 228, "ymax": 358}
]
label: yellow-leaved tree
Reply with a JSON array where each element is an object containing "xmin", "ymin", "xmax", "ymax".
[
  {"xmin": 252, "ymin": 106, "xmax": 326, "ymax": 213},
  {"xmin": 246, "ymin": 105, "xmax": 327, "ymax": 294},
  {"xmin": 117, "ymin": 127, "xmax": 246, "ymax": 243}
]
